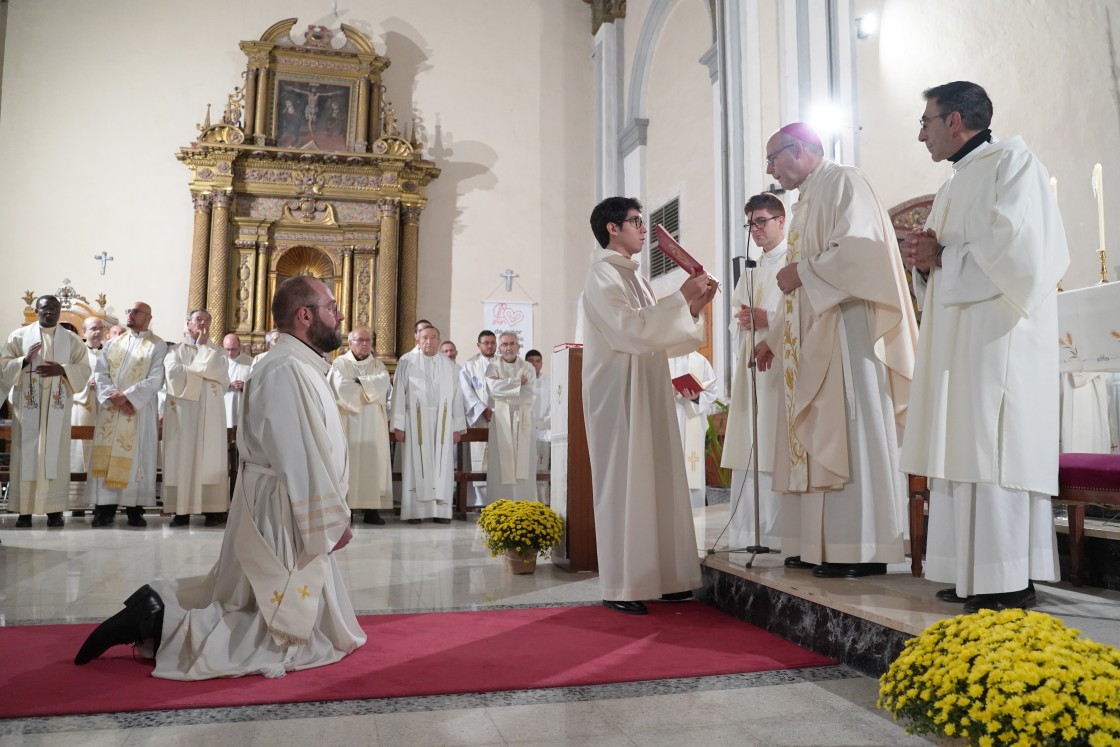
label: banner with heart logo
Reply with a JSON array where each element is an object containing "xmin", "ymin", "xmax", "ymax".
[{"xmin": 484, "ymin": 300, "xmax": 534, "ymax": 351}]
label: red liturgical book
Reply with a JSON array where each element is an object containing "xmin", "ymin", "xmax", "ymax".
[
  {"xmin": 654, "ymin": 225, "xmax": 705, "ymax": 275},
  {"xmin": 672, "ymin": 373, "xmax": 704, "ymax": 396}
]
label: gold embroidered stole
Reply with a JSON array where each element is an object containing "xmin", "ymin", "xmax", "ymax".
[
  {"xmin": 91, "ymin": 333, "xmax": 157, "ymax": 488},
  {"xmin": 782, "ymin": 226, "xmax": 809, "ymax": 492}
]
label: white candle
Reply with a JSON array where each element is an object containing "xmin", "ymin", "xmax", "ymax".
[
  {"xmin": 1093, "ymin": 163, "xmax": 1106, "ymax": 252},
  {"xmin": 1050, "ymin": 176, "xmax": 1058, "ymax": 202}
]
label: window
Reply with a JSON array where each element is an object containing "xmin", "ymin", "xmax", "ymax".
[{"xmin": 647, "ymin": 197, "xmax": 680, "ymax": 279}]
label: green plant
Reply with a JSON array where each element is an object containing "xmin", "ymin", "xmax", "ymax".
[
  {"xmin": 704, "ymin": 400, "xmax": 731, "ymax": 488},
  {"xmin": 477, "ymin": 499, "xmax": 564, "ymax": 558}
]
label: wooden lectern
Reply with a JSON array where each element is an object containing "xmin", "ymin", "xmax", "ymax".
[{"xmin": 550, "ymin": 346, "xmax": 597, "ymax": 572}]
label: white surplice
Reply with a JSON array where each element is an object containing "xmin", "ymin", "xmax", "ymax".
[
  {"xmin": 225, "ymin": 352, "xmax": 253, "ymax": 428},
  {"xmin": 902, "ymin": 137, "xmax": 1068, "ymax": 595},
  {"xmin": 152, "ymin": 333, "xmax": 364, "ymax": 680},
  {"xmin": 329, "ymin": 351, "xmax": 392, "ymax": 510},
  {"xmin": 723, "ymin": 242, "xmax": 787, "ymax": 550},
  {"xmin": 69, "ymin": 344, "xmax": 102, "ymax": 509},
  {"xmin": 391, "ymin": 349, "xmax": 467, "ymax": 520},
  {"xmin": 581, "ymin": 247, "xmax": 704, "ymax": 601},
  {"xmin": 163, "ymin": 341, "xmax": 230, "ymax": 515},
  {"xmin": 534, "ymin": 371, "xmax": 552, "ymax": 503},
  {"xmin": 1059, "ymin": 373, "xmax": 1111, "ymax": 453},
  {"xmin": 92, "ymin": 330, "xmax": 167, "ymax": 507},
  {"xmin": 0, "ymin": 323, "xmax": 90, "ymax": 514},
  {"xmin": 484, "ymin": 356, "xmax": 537, "ymax": 503},
  {"xmin": 459, "ymin": 353, "xmax": 494, "ymax": 506},
  {"xmin": 668, "ymin": 352, "xmax": 718, "ymax": 509}
]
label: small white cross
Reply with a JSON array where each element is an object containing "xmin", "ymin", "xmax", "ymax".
[
  {"xmin": 500, "ymin": 268, "xmax": 519, "ymax": 292},
  {"xmin": 94, "ymin": 251, "xmax": 114, "ymax": 275}
]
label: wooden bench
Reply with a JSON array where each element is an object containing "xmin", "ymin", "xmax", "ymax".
[
  {"xmin": 908, "ymin": 455, "xmax": 1120, "ymax": 587},
  {"xmin": 452, "ymin": 427, "xmax": 551, "ymax": 520}
]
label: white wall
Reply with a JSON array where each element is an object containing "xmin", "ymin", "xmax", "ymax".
[{"xmin": 0, "ymin": 0, "xmax": 594, "ymax": 355}]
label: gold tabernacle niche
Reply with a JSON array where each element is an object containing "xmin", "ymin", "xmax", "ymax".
[{"xmin": 178, "ymin": 19, "xmax": 439, "ymax": 361}]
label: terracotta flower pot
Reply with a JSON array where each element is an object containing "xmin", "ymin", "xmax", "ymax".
[{"xmin": 504, "ymin": 548, "xmax": 538, "ymax": 574}]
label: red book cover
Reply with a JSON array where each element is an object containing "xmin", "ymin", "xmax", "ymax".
[
  {"xmin": 654, "ymin": 225, "xmax": 705, "ymax": 275},
  {"xmin": 672, "ymin": 373, "xmax": 704, "ymax": 396}
]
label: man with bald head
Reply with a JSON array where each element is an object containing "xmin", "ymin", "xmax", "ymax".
[
  {"xmin": 1, "ymin": 295, "xmax": 91, "ymax": 527},
  {"xmin": 70, "ymin": 316, "xmax": 107, "ymax": 515},
  {"xmin": 484, "ymin": 332, "xmax": 537, "ymax": 503},
  {"xmin": 752, "ymin": 123, "xmax": 918, "ymax": 579},
  {"xmin": 106, "ymin": 324, "xmax": 126, "ymax": 340},
  {"xmin": 222, "ymin": 333, "xmax": 252, "ymax": 428},
  {"xmin": 440, "ymin": 340, "xmax": 458, "ymax": 364},
  {"xmin": 329, "ymin": 327, "xmax": 392, "ymax": 524},
  {"xmin": 163, "ymin": 309, "xmax": 230, "ymax": 527},
  {"xmin": 78, "ymin": 275, "xmax": 365, "ymax": 678},
  {"xmin": 90, "ymin": 301, "xmax": 167, "ymax": 527}
]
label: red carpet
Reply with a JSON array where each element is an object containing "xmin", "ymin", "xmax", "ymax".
[{"xmin": 0, "ymin": 603, "xmax": 833, "ymax": 719}]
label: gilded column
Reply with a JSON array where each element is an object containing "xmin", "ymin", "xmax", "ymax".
[
  {"xmin": 397, "ymin": 205, "xmax": 422, "ymax": 354},
  {"xmin": 188, "ymin": 193, "xmax": 212, "ymax": 313},
  {"xmin": 341, "ymin": 246, "xmax": 354, "ymax": 338},
  {"xmin": 369, "ymin": 80, "xmax": 381, "ymax": 146},
  {"xmin": 254, "ymin": 66, "xmax": 270, "ymax": 141},
  {"xmin": 243, "ymin": 62, "xmax": 258, "ymax": 139},
  {"xmin": 254, "ymin": 242, "xmax": 270, "ymax": 334},
  {"xmin": 206, "ymin": 192, "xmax": 233, "ymax": 344},
  {"xmin": 374, "ymin": 199, "xmax": 400, "ymax": 361},
  {"xmin": 355, "ymin": 67, "xmax": 370, "ymax": 152}
]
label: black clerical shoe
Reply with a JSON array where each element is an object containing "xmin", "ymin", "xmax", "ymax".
[
  {"xmin": 71, "ymin": 510, "xmax": 86, "ymax": 518},
  {"xmin": 171, "ymin": 514, "xmax": 190, "ymax": 527},
  {"xmin": 963, "ymin": 582, "xmax": 1037, "ymax": 614},
  {"xmin": 91, "ymin": 509, "xmax": 115, "ymax": 528},
  {"xmin": 126, "ymin": 508, "xmax": 147, "ymax": 528},
  {"xmin": 74, "ymin": 584, "xmax": 165, "ymax": 665},
  {"xmin": 363, "ymin": 510, "xmax": 385, "ymax": 525},
  {"xmin": 935, "ymin": 588, "xmax": 972, "ymax": 604},
  {"xmin": 15, "ymin": 515, "xmax": 32, "ymax": 528},
  {"xmin": 659, "ymin": 591, "xmax": 693, "ymax": 602},
  {"xmin": 432, "ymin": 517, "xmax": 451, "ymax": 524},
  {"xmin": 812, "ymin": 562, "xmax": 888, "ymax": 579},
  {"xmin": 783, "ymin": 555, "xmax": 817, "ymax": 570},
  {"xmin": 406, "ymin": 519, "xmax": 422, "ymax": 525},
  {"xmin": 46, "ymin": 512, "xmax": 65, "ymax": 528},
  {"xmin": 203, "ymin": 513, "xmax": 225, "ymax": 527},
  {"xmin": 603, "ymin": 600, "xmax": 648, "ymax": 615}
]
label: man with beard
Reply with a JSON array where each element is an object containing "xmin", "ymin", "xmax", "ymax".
[
  {"xmin": 1, "ymin": 295, "xmax": 91, "ymax": 527},
  {"xmin": 90, "ymin": 302, "xmax": 167, "ymax": 528},
  {"xmin": 76, "ymin": 275, "xmax": 366, "ymax": 679},
  {"xmin": 70, "ymin": 315, "xmax": 106, "ymax": 516},
  {"xmin": 484, "ymin": 332, "xmax": 537, "ymax": 503},
  {"xmin": 329, "ymin": 327, "xmax": 392, "ymax": 525},
  {"xmin": 440, "ymin": 340, "xmax": 459, "ymax": 364},
  {"xmin": 459, "ymin": 329, "xmax": 497, "ymax": 506}
]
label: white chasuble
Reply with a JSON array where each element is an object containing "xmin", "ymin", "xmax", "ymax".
[
  {"xmin": 152, "ymin": 333, "xmax": 364, "ymax": 681},
  {"xmin": 163, "ymin": 341, "xmax": 230, "ymax": 515},
  {"xmin": 668, "ymin": 352, "xmax": 718, "ymax": 504},
  {"xmin": 390, "ymin": 350, "xmax": 466, "ymax": 520},
  {"xmin": 69, "ymin": 345, "xmax": 102, "ymax": 508},
  {"xmin": 723, "ymin": 242, "xmax": 787, "ymax": 549},
  {"xmin": 92, "ymin": 330, "xmax": 166, "ymax": 507},
  {"xmin": 901, "ymin": 137, "xmax": 1068, "ymax": 593},
  {"xmin": 0, "ymin": 323, "xmax": 89, "ymax": 514},
  {"xmin": 763, "ymin": 159, "xmax": 918, "ymax": 565},
  {"xmin": 484, "ymin": 356, "xmax": 537, "ymax": 502},
  {"xmin": 225, "ymin": 353, "xmax": 253, "ymax": 428},
  {"xmin": 581, "ymin": 247, "xmax": 704, "ymax": 601},
  {"xmin": 329, "ymin": 351, "xmax": 392, "ymax": 509}
]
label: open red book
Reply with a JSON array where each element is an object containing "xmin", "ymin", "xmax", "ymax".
[
  {"xmin": 654, "ymin": 225, "xmax": 704, "ymax": 275},
  {"xmin": 671, "ymin": 373, "xmax": 704, "ymax": 396}
]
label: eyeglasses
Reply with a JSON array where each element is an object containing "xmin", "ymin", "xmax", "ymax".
[
  {"xmin": 616, "ymin": 215, "xmax": 644, "ymax": 230},
  {"xmin": 765, "ymin": 143, "xmax": 796, "ymax": 167},
  {"xmin": 125, "ymin": 308, "xmax": 148, "ymax": 315},
  {"xmin": 350, "ymin": 337, "xmax": 372, "ymax": 344},
  {"xmin": 919, "ymin": 112, "xmax": 951, "ymax": 129},
  {"xmin": 744, "ymin": 216, "xmax": 781, "ymax": 230},
  {"xmin": 306, "ymin": 303, "xmax": 340, "ymax": 316}
]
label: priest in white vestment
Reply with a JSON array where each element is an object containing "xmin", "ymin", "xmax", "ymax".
[
  {"xmin": 440, "ymin": 340, "xmax": 459, "ymax": 364},
  {"xmin": 668, "ymin": 351, "xmax": 719, "ymax": 510},
  {"xmin": 722, "ymin": 193, "xmax": 788, "ymax": 552},
  {"xmin": 222, "ymin": 333, "xmax": 253, "ymax": 428},
  {"xmin": 483, "ymin": 332, "xmax": 538, "ymax": 503},
  {"xmin": 0, "ymin": 295, "xmax": 90, "ymax": 527},
  {"xmin": 69, "ymin": 315, "xmax": 106, "ymax": 514},
  {"xmin": 459, "ymin": 330, "xmax": 497, "ymax": 507},
  {"xmin": 329, "ymin": 327, "xmax": 392, "ymax": 524},
  {"xmin": 525, "ymin": 349, "xmax": 551, "ymax": 504},
  {"xmin": 582, "ymin": 197, "xmax": 718, "ymax": 615},
  {"xmin": 249, "ymin": 328, "xmax": 280, "ymax": 369},
  {"xmin": 754, "ymin": 123, "xmax": 918, "ymax": 579},
  {"xmin": 163, "ymin": 309, "xmax": 230, "ymax": 527},
  {"xmin": 90, "ymin": 302, "xmax": 167, "ymax": 528},
  {"xmin": 1059, "ymin": 373, "xmax": 1112, "ymax": 453},
  {"xmin": 75, "ymin": 276, "xmax": 365, "ymax": 678},
  {"xmin": 901, "ymin": 82, "xmax": 1067, "ymax": 612},
  {"xmin": 392, "ymin": 326, "xmax": 467, "ymax": 523}
]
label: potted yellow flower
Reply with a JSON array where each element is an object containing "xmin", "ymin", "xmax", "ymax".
[
  {"xmin": 878, "ymin": 609, "xmax": 1120, "ymax": 746},
  {"xmin": 477, "ymin": 499, "xmax": 564, "ymax": 574}
]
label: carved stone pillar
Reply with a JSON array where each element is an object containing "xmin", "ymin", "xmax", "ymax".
[
  {"xmin": 233, "ymin": 244, "xmax": 255, "ymax": 333},
  {"xmin": 374, "ymin": 199, "xmax": 400, "ymax": 361},
  {"xmin": 188, "ymin": 193, "xmax": 212, "ymax": 313},
  {"xmin": 397, "ymin": 205, "xmax": 422, "ymax": 354},
  {"xmin": 207, "ymin": 192, "xmax": 233, "ymax": 343},
  {"xmin": 243, "ymin": 62, "xmax": 258, "ymax": 139},
  {"xmin": 353, "ymin": 249, "xmax": 375, "ymax": 332},
  {"xmin": 340, "ymin": 246, "xmax": 354, "ymax": 338},
  {"xmin": 254, "ymin": 243, "xmax": 270, "ymax": 333},
  {"xmin": 254, "ymin": 66, "xmax": 270, "ymax": 143}
]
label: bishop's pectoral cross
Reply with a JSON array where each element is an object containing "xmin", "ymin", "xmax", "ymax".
[{"xmin": 94, "ymin": 251, "xmax": 114, "ymax": 275}]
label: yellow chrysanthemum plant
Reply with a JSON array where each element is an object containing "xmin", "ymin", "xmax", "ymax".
[
  {"xmin": 477, "ymin": 499, "xmax": 565, "ymax": 559},
  {"xmin": 878, "ymin": 609, "xmax": 1120, "ymax": 746}
]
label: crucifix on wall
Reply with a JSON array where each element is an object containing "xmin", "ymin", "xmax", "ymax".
[
  {"xmin": 500, "ymin": 268, "xmax": 519, "ymax": 292},
  {"xmin": 94, "ymin": 251, "xmax": 114, "ymax": 275}
]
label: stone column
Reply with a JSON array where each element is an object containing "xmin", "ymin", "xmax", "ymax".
[
  {"xmin": 340, "ymin": 246, "xmax": 354, "ymax": 338},
  {"xmin": 374, "ymin": 199, "xmax": 400, "ymax": 361},
  {"xmin": 206, "ymin": 192, "xmax": 233, "ymax": 344},
  {"xmin": 397, "ymin": 205, "xmax": 422, "ymax": 355},
  {"xmin": 242, "ymin": 61, "xmax": 258, "ymax": 139},
  {"xmin": 369, "ymin": 80, "xmax": 382, "ymax": 147},
  {"xmin": 188, "ymin": 193, "xmax": 212, "ymax": 313},
  {"xmin": 254, "ymin": 242, "xmax": 270, "ymax": 334}
]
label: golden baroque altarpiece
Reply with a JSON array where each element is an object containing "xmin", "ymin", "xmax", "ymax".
[{"xmin": 180, "ymin": 19, "xmax": 440, "ymax": 361}]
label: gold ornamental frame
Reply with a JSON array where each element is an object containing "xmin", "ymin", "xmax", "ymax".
[{"xmin": 177, "ymin": 19, "xmax": 439, "ymax": 362}]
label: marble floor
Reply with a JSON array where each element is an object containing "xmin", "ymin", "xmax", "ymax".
[{"xmin": 2, "ymin": 502, "xmax": 1116, "ymax": 746}]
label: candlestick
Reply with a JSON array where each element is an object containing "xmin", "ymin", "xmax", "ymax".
[{"xmin": 1093, "ymin": 164, "xmax": 1106, "ymax": 254}]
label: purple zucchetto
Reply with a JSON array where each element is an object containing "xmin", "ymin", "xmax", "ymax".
[{"xmin": 779, "ymin": 122, "xmax": 823, "ymax": 148}]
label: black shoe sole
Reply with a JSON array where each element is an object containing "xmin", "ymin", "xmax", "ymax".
[{"xmin": 603, "ymin": 600, "xmax": 649, "ymax": 615}]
